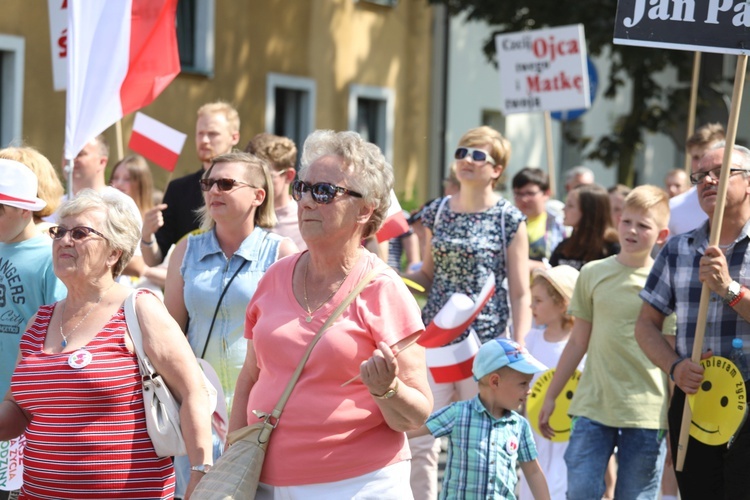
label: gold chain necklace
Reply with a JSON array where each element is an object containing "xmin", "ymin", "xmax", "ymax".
[
  {"xmin": 60, "ymin": 284, "xmax": 115, "ymax": 348},
  {"xmin": 303, "ymin": 258, "xmax": 351, "ymax": 323}
]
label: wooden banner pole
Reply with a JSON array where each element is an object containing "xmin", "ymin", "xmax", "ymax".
[
  {"xmin": 115, "ymin": 120, "xmax": 125, "ymax": 161},
  {"xmin": 543, "ymin": 111, "xmax": 557, "ymax": 198},
  {"xmin": 675, "ymin": 54, "xmax": 747, "ymax": 471},
  {"xmin": 685, "ymin": 52, "xmax": 702, "ymax": 173}
]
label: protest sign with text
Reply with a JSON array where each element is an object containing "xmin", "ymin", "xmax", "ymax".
[
  {"xmin": 495, "ymin": 24, "xmax": 591, "ymax": 115},
  {"xmin": 614, "ymin": 0, "xmax": 750, "ymax": 54},
  {"xmin": 47, "ymin": 0, "xmax": 68, "ymax": 91}
]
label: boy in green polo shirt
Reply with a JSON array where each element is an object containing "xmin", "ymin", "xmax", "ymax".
[{"xmin": 538, "ymin": 185, "xmax": 672, "ymax": 499}]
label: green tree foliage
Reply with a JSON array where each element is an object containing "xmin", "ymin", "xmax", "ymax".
[{"xmin": 431, "ymin": 0, "xmax": 713, "ymax": 185}]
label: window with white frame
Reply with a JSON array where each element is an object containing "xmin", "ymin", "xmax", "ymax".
[
  {"xmin": 348, "ymin": 84, "xmax": 394, "ymax": 161},
  {"xmin": 266, "ymin": 74, "xmax": 316, "ymax": 159},
  {"xmin": 176, "ymin": 0, "xmax": 214, "ymax": 75},
  {"xmin": 0, "ymin": 35, "xmax": 24, "ymax": 147}
]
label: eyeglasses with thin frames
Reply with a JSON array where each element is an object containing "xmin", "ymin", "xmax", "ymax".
[
  {"xmin": 199, "ymin": 178, "xmax": 256, "ymax": 192},
  {"xmin": 49, "ymin": 225, "xmax": 108, "ymax": 242},
  {"xmin": 291, "ymin": 179, "xmax": 363, "ymax": 204},
  {"xmin": 454, "ymin": 147, "xmax": 497, "ymax": 165},
  {"xmin": 689, "ymin": 166, "xmax": 750, "ymax": 185},
  {"xmin": 513, "ymin": 189, "xmax": 543, "ymax": 199}
]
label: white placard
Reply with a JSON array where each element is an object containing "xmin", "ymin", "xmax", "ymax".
[
  {"xmin": 495, "ymin": 24, "xmax": 591, "ymax": 115},
  {"xmin": 0, "ymin": 436, "xmax": 25, "ymax": 491},
  {"xmin": 47, "ymin": 0, "xmax": 68, "ymax": 91}
]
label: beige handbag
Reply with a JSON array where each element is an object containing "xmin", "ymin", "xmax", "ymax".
[{"xmin": 192, "ymin": 266, "xmax": 383, "ymax": 500}]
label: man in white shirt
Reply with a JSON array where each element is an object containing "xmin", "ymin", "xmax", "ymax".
[{"xmin": 56, "ymin": 134, "xmax": 145, "ymax": 277}]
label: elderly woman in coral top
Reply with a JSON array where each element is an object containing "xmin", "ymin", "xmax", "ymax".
[{"xmin": 229, "ymin": 130, "xmax": 432, "ymax": 499}]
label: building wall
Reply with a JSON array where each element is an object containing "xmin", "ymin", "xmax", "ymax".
[{"xmin": 0, "ymin": 0, "xmax": 433, "ymax": 203}]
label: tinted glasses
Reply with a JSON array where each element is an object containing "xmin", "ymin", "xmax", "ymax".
[
  {"xmin": 454, "ymin": 147, "xmax": 496, "ymax": 165},
  {"xmin": 49, "ymin": 225, "xmax": 108, "ymax": 242},
  {"xmin": 199, "ymin": 178, "xmax": 255, "ymax": 192},
  {"xmin": 291, "ymin": 179, "xmax": 363, "ymax": 204}
]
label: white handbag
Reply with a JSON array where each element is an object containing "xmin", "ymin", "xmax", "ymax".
[{"xmin": 124, "ymin": 291, "xmax": 217, "ymax": 457}]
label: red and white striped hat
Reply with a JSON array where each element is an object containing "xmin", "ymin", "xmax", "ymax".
[{"xmin": 0, "ymin": 159, "xmax": 47, "ymax": 211}]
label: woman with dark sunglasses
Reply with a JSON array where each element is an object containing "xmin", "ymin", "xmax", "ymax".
[
  {"xmin": 403, "ymin": 126, "xmax": 532, "ymax": 499},
  {"xmin": 163, "ymin": 151, "xmax": 298, "ymax": 496},
  {"xmin": 228, "ymin": 130, "xmax": 432, "ymax": 498}
]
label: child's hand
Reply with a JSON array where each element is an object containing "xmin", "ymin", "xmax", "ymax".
[{"xmin": 538, "ymin": 397, "xmax": 556, "ymax": 440}]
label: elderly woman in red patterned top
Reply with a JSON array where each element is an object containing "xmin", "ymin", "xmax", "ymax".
[{"xmin": 0, "ymin": 189, "xmax": 212, "ymax": 499}]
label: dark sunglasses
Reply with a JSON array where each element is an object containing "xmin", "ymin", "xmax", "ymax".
[
  {"xmin": 291, "ymin": 179, "xmax": 363, "ymax": 204},
  {"xmin": 49, "ymin": 225, "xmax": 108, "ymax": 242},
  {"xmin": 199, "ymin": 178, "xmax": 255, "ymax": 192},
  {"xmin": 454, "ymin": 147, "xmax": 496, "ymax": 165}
]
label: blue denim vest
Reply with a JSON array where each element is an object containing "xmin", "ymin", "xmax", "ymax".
[{"xmin": 181, "ymin": 226, "xmax": 282, "ymax": 409}]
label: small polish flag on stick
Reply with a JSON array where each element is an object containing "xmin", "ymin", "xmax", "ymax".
[
  {"xmin": 418, "ymin": 273, "xmax": 496, "ymax": 348},
  {"xmin": 340, "ymin": 273, "xmax": 495, "ymax": 387},
  {"xmin": 419, "ymin": 273, "xmax": 495, "ymax": 382},
  {"xmin": 129, "ymin": 112, "xmax": 187, "ymax": 171},
  {"xmin": 426, "ymin": 330, "xmax": 483, "ymax": 383},
  {"xmin": 376, "ymin": 190, "xmax": 410, "ymax": 243}
]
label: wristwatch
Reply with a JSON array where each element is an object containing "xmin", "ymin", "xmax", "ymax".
[
  {"xmin": 724, "ymin": 280, "xmax": 742, "ymax": 304},
  {"xmin": 190, "ymin": 464, "xmax": 213, "ymax": 474},
  {"xmin": 371, "ymin": 380, "xmax": 399, "ymax": 399}
]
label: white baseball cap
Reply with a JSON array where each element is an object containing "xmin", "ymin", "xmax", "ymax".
[{"xmin": 0, "ymin": 159, "xmax": 47, "ymax": 211}]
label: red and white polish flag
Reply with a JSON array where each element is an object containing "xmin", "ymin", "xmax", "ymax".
[
  {"xmin": 376, "ymin": 190, "xmax": 410, "ymax": 243},
  {"xmin": 64, "ymin": 0, "xmax": 180, "ymax": 161},
  {"xmin": 426, "ymin": 330, "xmax": 483, "ymax": 383},
  {"xmin": 129, "ymin": 112, "xmax": 187, "ymax": 172},
  {"xmin": 418, "ymin": 273, "xmax": 496, "ymax": 383}
]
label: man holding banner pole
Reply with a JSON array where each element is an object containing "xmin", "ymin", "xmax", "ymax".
[{"xmin": 636, "ymin": 143, "xmax": 750, "ymax": 498}]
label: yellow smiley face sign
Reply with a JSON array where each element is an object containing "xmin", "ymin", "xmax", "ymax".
[
  {"xmin": 527, "ymin": 368, "xmax": 581, "ymax": 442},
  {"xmin": 687, "ymin": 356, "xmax": 748, "ymax": 446}
]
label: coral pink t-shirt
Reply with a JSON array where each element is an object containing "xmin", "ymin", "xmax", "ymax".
[{"xmin": 245, "ymin": 251, "xmax": 424, "ymax": 486}]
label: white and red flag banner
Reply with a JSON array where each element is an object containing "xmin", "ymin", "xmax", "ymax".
[
  {"xmin": 376, "ymin": 190, "xmax": 410, "ymax": 243},
  {"xmin": 419, "ymin": 273, "xmax": 496, "ymax": 383},
  {"xmin": 426, "ymin": 330, "xmax": 483, "ymax": 383},
  {"xmin": 129, "ymin": 112, "xmax": 186, "ymax": 172},
  {"xmin": 418, "ymin": 273, "xmax": 496, "ymax": 348},
  {"xmin": 64, "ymin": 0, "xmax": 180, "ymax": 161}
]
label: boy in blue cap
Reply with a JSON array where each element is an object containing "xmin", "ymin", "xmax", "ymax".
[{"xmin": 409, "ymin": 338, "xmax": 550, "ymax": 499}]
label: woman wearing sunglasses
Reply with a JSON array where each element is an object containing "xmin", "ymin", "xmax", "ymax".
[
  {"xmin": 163, "ymin": 151, "xmax": 298, "ymax": 496},
  {"xmin": 404, "ymin": 126, "xmax": 532, "ymax": 499},
  {"xmin": 5, "ymin": 189, "xmax": 213, "ymax": 498},
  {"xmin": 229, "ymin": 130, "xmax": 432, "ymax": 498}
]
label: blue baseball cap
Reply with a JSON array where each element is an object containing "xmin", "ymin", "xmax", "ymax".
[{"xmin": 472, "ymin": 338, "xmax": 547, "ymax": 380}]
